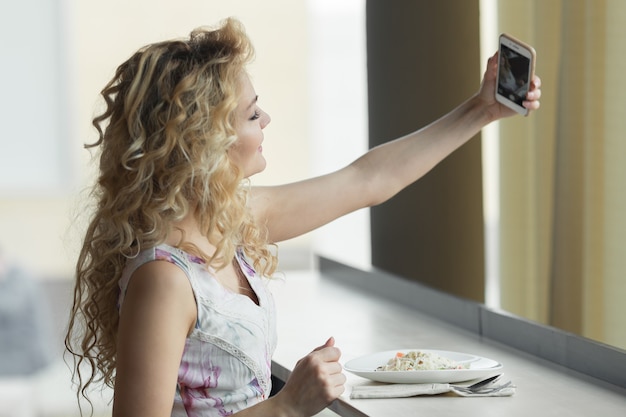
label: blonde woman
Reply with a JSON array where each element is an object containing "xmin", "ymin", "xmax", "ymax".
[{"xmin": 65, "ymin": 18, "xmax": 541, "ymax": 417}]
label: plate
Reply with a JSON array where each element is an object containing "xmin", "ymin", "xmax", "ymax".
[{"xmin": 344, "ymin": 349, "xmax": 503, "ymax": 383}]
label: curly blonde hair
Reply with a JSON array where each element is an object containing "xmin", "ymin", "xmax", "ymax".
[{"xmin": 64, "ymin": 18, "xmax": 277, "ymax": 409}]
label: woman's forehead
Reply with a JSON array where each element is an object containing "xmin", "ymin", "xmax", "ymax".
[{"xmin": 238, "ymin": 73, "xmax": 257, "ymax": 106}]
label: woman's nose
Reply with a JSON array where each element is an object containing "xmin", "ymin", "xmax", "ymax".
[{"xmin": 261, "ymin": 110, "xmax": 271, "ymax": 129}]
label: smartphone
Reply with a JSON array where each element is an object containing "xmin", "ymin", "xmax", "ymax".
[{"xmin": 496, "ymin": 33, "xmax": 536, "ymax": 116}]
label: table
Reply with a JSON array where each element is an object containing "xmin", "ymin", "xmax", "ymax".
[{"xmin": 269, "ymin": 269, "xmax": 626, "ymax": 416}]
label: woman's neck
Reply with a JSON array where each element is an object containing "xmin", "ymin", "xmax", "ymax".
[{"xmin": 165, "ymin": 212, "xmax": 219, "ymax": 257}]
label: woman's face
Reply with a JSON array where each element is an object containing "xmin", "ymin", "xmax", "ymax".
[{"xmin": 230, "ymin": 73, "xmax": 271, "ymax": 178}]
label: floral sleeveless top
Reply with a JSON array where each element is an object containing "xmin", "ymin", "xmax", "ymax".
[{"xmin": 118, "ymin": 244, "xmax": 277, "ymax": 416}]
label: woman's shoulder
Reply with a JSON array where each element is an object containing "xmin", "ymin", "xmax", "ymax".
[
  {"xmin": 126, "ymin": 257, "xmax": 193, "ymax": 300},
  {"xmin": 118, "ymin": 244, "xmax": 200, "ymax": 309},
  {"xmin": 116, "ymin": 253, "xmax": 197, "ymax": 344}
]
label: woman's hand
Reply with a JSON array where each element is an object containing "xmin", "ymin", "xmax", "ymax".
[
  {"xmin": 272, "ymin": 337, "xmax": 346, "ymax": 417},
  {"xmin": 478, "ymin": 52, "xmax": 542, "ymax": 121}
]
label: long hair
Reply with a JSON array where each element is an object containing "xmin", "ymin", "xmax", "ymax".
[{"xmin": 64, "ymin": 18, "xmax": 277, "ymax": 409}]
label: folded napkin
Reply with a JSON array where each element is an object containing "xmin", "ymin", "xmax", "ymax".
[
  {"xmin": 351, "ymin": 383, "xmax": 450, "ymax": 399},
  {"xmin": 350, "ymin": 382, "xmax": 516, "ymax": 399}
]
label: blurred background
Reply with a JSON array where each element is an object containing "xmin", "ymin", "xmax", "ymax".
[
  {"xmin": 1, "ymin": 1, "xmax": 625, "ymax": 416},
  {"xmin": 0, "ymin": 1, "xmax": 367, "ymax": 415},
  {"xmin": 0, "ymin": 0, "xmax": 369, "ymax": 282}
]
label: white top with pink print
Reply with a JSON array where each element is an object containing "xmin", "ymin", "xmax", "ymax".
[{"xmin": 119, "ymin": 244, "xmax": 277, "ymax": 417}]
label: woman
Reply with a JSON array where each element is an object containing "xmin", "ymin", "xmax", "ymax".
[{"xmin": 65, "ymin": 18, "xmax": 541, "ymax": 417}]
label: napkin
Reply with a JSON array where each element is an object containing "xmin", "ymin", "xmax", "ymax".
[
  {"xmin": 350, "ymin": 382, "xmax": 516, "ymax": 399},
  {"xmin": 350, "ymin": 383, "xmax": 450, "ymax": 399}
]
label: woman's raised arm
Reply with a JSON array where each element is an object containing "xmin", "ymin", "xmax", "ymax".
[{"xmin": 250, "ymin": 53, "xmax": 541, "ymax": 243}]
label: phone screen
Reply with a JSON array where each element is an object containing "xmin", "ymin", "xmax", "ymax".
[{"xmin": 497, "ymin": 44, "xmax": 531, "ymax": 106}]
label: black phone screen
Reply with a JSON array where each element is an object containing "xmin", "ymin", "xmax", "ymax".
[{"xmin": 498, "ymin": 44, "xmax": 531, "ymax": 106}]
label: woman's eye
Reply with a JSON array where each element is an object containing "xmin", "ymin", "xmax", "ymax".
[{"xmin": 250, "ymin": 110, "xmax": 261, "ymax": 121}]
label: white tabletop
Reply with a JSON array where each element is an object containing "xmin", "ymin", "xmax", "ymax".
[{"xmin": 269, "ymin": 270, "xmax": 626, "ymax": 417}]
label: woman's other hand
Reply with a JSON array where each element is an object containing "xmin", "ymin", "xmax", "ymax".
[{"xmin": 273, "ymin": 337, "xmax": 346, "ymax": 417}]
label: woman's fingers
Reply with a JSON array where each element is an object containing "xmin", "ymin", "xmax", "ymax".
[{"xmin": 524, "ymin": 75, "xmax": 542, "ymax": 110}]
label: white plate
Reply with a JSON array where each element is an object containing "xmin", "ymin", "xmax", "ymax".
[{"xmin": 344, "ymin": 349, "xmax": 503, "ymax": 383}]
